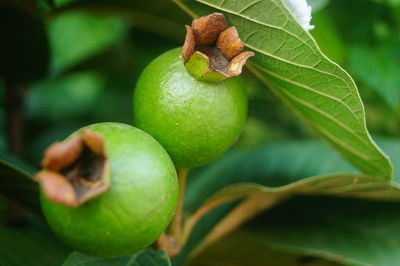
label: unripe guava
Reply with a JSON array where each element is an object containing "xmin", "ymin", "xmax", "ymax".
[
  {"xmin": 133, "ymin": 48, "xmax": 247, "ymax": 168},
  {"xmin": 39, "ymin": 122, "xmax": 178, "ymax": 258}
]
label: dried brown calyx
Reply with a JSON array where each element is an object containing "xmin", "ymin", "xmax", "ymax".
[
  {"xmin": 182, "ymin": 13, "xmax": 254, "ymax": 82},
  {"xmin": 35, "ymin": 130, "xmax": 110, "ymax": 207}
]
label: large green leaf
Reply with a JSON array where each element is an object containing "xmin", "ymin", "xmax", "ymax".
[
  {"xmin": 62, "ymin": 249, "xmax": 171, "ymax": 266},
  {"xmin": 172, "ymin": 139, "xmax": 400, "ymax": 265},
  {"xmin": 0, "ymin": 151, "xmax": 39, "ymax": 213},
  {"xmin": 173, "ymin": 0, "xmax": 393, "ymax": 180},
  {"xmin": 244, "ymin": 195, "xmax": 400, "ymax": 266},
  {"xmin": 185, "ymin": 139, "xmax": 400, "ymax": 211},
  {"xmin": 182, "ymin": 195, "xmax": 400, "ymax": 266},
  {"xmin": 185, "ymin": 174, "xmax": 400, "ymax": 257},
  {"xmin": 180, "ymin": 195, "xmax": 400, "ymax": 266}
]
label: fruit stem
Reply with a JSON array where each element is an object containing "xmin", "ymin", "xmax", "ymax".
[
  {"xmin": 155, "ymin": 168, "xmax": 189, "ymax": 257},
  {"xmin": 170, "ymin": 168, "xmax": 189, "ymax": 240},
  {"xmin": 180, "ymin": 198, "xmax": 224, "ymax": 246}
]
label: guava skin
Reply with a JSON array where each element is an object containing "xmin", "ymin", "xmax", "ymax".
[
  {"xmin": 133, "ymin": 48, "xmax": 247, "ymax": 168},
  {"xmin": 40, "ymin": 122, "xmax": 178, "ymax": 258}
]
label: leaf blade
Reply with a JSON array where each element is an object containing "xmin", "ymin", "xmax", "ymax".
[
  {"xmin": 189, "ymin": 174, "xmax": 400, "ymax": 256},
  {"xmin": 247, "ymin": 195, "xmax": 400, "ymax": 266},
  {"xmin": 0, "ymin": 151, "xmax": 40, "ymax": 213},
  {"xmin": 173, "ymin": 139, "xmax": 400, "ymax": 264},
  {"xmin": 175, "ymin": 0, "xmax": 393, "ymax": 179}
]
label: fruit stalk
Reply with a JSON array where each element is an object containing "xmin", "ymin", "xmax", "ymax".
[
  {"xmin": 156, "ymin": 168, "xmax": 189, "ymax": 257},
  {"xmin": 170, "ymin": 168, "xmax": 189, "ymax": 239}
]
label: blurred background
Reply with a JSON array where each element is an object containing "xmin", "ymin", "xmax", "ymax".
[{"xmin": 0, "ymin": 0, "xmax": 399, "ymax": 265}]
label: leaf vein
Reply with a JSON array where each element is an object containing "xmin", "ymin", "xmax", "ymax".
[
  {"xmin": 245, "ymin": 42, "xmax": 354, "ymax": 92},
  {"xmin": 257, "ymin": 66, "xmax": 362, "ymax": 125},
  {"xmin": 278, "ymin": 87, "xmax": 371, "ymax": 153},
  {"xmin": 238, "ymin": 0, "xmax": 262, "ymax": 14}
]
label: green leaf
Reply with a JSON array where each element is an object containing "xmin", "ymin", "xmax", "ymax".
[
  {"xmin": 185, "ymin": 139, "xmax": 400, "ymax": 212},
  {"xmin": 173, "ymin": 0, "xmax": 393, "ymax": 180},
  {"xmin": 188, "ymin": 228, "xmax": 341, "ymax": 266},
  {"xmin": 244, "ymin": 195, "xmax": 400, "ymax": 266},
  {"xmin": 173, "ymin": 139, "xmax": 400, "ymax": 265},
  {"xmin": 62, "ymin": 249, "xmax": 171, "ymax": 266},
  {"xmin": 0, "ymin": 205, "xmax": 71, "ymax": 265},
  {"xmin": 186, "ymin": 195, "xmax": 400, "ymax": 266},
  {"xmin": 186, "ymin": 139, "xmax": 400, "ymax": 211},
  {"xmin": 349, "ymin": 40, "xmax": 400, "ymax": 109},
  {"xmin": 0, "ymin": 151, "xmax": 40, "ymax": 213},
  {"xmin": 49, "ymin": 11, "xmax": 127, "ymax": 72},
  {"xmin": 186, "ymin": 174, "xmax": 400, "ymax": 257}
]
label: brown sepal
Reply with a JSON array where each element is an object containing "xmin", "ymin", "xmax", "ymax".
[
  {"xmin": 35, "ymin": 130, "xmax": 110, "ymax": 207},
  {"xmin": 182, "ymin": 25, "xmax": 195, "ymax": 62},
  {"xmin": 217, "ymin": 27, "xmax": 244, "ymax": 60},
  {"xmin": 181, "ymin": 13, "xmax": 254, "ymax": 81},
  {"xmin": 41, "ymin": 135, "xmax": 83, "ymax": 171},
  {"xmin": 191, "ymin": 13, "xmax": 227, "ymax": 46},
  {"xmin": 36, "ymin": 170, "xmax": 78, "ymax": 206},
  {"xmin": 82, "ymin": 129, "xmax": 105, "ymax": 156},
  {"xmin": 227, "ymin": 51, "xmax": 255, "ymax": 76}
]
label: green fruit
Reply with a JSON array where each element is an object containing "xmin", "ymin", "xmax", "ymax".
[
  {"xmin": 40, "ymin": 122, "xmax": 178, "ymax": 258},
  {"xmin": 133, "ymin": 48, "xmax": 247, "ymax": 168}
]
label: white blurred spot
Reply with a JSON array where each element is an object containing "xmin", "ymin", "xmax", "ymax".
[{"xmin": 283, "ymin": 0, "xmax": 314, "ymax": 31}]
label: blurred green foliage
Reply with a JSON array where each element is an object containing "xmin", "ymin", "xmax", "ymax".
[
  {"xmin": 0, "ymin": 0, "xmax": 399, "ymax": 265},
  {"xmin": 49, "ymin": 11, "xmax": 127, "ymax": 72}
]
